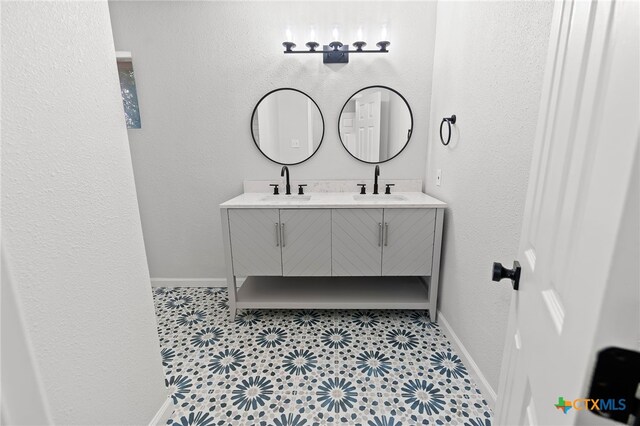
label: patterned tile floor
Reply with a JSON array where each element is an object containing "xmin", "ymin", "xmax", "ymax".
[{"xmin": 153, "ymin": 287, "xmax": 492, "ymax": 426}]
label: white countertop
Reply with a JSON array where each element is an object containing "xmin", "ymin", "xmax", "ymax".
[{"xmin": 220, "ymin": 192, "xmax": 447, "ymax": 209}]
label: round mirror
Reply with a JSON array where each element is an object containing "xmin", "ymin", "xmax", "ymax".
[
  {"xmin": 251, "ymin": 88, "xmax": 325, "ymax": 165},
  {"xmin": 338, "ymin": 86, "xmax": 413, "ymax": 163}
]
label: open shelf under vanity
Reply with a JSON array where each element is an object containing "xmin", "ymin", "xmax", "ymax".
[{"xmin": 236, "ymin": 276, "xmax": 431, "ymax": 310}]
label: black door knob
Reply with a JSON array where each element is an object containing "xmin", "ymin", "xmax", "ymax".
[{"xmin": 492, "ymin": 260, "xmax": 521, "ymax": 290}]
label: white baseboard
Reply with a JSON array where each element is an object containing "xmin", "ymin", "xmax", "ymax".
[
  {"xmin": 148, "ymin": 397, "xmax": 173, "ymax": 426},
  {"xmin": 150, "ymin": 278, "xmax": 244, "ymax": 288},
  {"xmin": 438, "ymin": 310, "xmax": 497, "ymax": 410}
]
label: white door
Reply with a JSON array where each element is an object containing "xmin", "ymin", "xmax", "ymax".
[
  {"xmin": 496, "ymin": 1, "xmax": 639, "ymax": 425},
  {"xmin": 341, "ymin": 112, "xmax": 357, "ymax": 154},
  {"xmin": 354, "ymin": 91, "xmax": 382, "ymax": 162}
]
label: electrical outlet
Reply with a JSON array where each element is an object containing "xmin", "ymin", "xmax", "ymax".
[
  {"xmin": 436, "ymin": 169, "xmax": 442, "ymax": 186},
  {"xmin": 291, "ymin": 139, "xmax": 300, "ymax": 148}
]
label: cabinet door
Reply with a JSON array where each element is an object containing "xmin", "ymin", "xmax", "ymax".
[
  {"xmin": 382, "ymin": 209, "xmax": 436, "ymax": 276},
  {"xmin": 228, "ymin": 209, "xmax": 282, "ymax": 276},
  {"xmin": 332, "ymin": 209, "xmax": 383, "ymax": 276},
  {"xmin": 280, "ymin": 209, "xmax": 332, "ymax": 276}
]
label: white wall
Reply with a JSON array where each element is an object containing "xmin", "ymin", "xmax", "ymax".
[
  {"xmin": 425, "ymin": 1, "xmax": 554, "ymax": 393},
  {"xmin": 108, "ymin": 1, "xmax": 437, "ymax": 280},
  {"xmin": 1, "ymin": 251, "xmax": 51, "ymax": 424},
  {"xmin": 1, "ymin": 1, "xmax": 167, "ymax": 423}
]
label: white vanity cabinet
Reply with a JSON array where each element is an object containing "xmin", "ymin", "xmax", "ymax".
[
  {"xmin": 331, "ymin": 208, "xmax": 436, "ymax": 276},
  {"xmin": 220, "ymin": 192, "xmax": 446, "ymax": 322},
  {"xmin": 228, "ymin": 209, "xmax": 282, "ymax": 276},
  {"xmin": 381, "ymin": 208, "xmax": 436, "ymax": 276},
  {"xmin": 228, "ymin": 209, "xmax": 332, "ymax": 277},
  {"xmin": 331, "ymin": 208, "xmax": 383, "ymax": 276},
  {"xmin": 280, "ymin": 209, "xmax": 332, "ymax": 276}
]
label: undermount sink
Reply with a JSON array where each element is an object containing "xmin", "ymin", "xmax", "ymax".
[
  {"xmin": 260, "ymin": 195, "xmax": 311, "ymax": 202},
  {"xmin": 353, "ymin": 194, "xmax": 408, "ymax": 201}
]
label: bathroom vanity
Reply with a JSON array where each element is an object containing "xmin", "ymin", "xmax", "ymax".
[{"xmin": 220, "ymin": 184, "xmax": 446, "ymax": 322}]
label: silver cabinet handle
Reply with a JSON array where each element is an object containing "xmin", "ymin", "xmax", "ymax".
[
  {"xmin": 280, "ymin": 223, "xmax": 285, "ymax": 247},
  {"xmin": 384, "ymin": 222, "xmax": 389, "ymax": 246},
  {"xmin": 275, "ymin": 222, "xmax": 280, "ymax": 246},
  {"xmin": 378, "ymin": 223, "xmax": 382, "ymax": 247}
]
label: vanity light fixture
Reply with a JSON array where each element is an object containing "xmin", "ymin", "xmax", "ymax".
[{"xmin": 282, "ymin": 26, "xmax": 390, "ymax": 64}]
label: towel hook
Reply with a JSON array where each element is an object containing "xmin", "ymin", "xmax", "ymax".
[{"xmin": 440, "ymin": 115, "xmax": 457, "ymax": 146}]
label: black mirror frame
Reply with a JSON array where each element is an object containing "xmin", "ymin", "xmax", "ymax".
[
  {"xmin": 250, "ymin": 87, "xmax": 326, "ymax": 166},
  {"xmin": 337, "ymin": 85, "xmax": 414, "ymax": 164}
]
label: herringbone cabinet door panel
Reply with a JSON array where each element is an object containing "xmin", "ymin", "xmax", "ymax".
[
  {"xmin": 228, "ymin": 209, "xmax": 282, "ymax": 276},
  {"xmin": 382, "ymin": 209, "xmax": 435, "ymax": 276},
  {"xmin": 280, "ymin": 209, "xmax": 332, "ymax": 276},
  {"xmin": 332, "ymin": 209, "xmax": 383, "ymax": 276}
]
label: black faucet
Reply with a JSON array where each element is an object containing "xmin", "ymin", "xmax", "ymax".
[
  {"xmin": 373, "ymin": 165, "xmax": 380, "ymax": 195},
  {"xmin": 281, "ymin": 166, "xmax": 291, "ymax": 195}
]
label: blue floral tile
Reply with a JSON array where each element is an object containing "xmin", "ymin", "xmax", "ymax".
[
  {"xmin": 152, "ymin": 287, "xmax": 492, "ymax": 425},
  {"xmin": 166, "ymin": 374, "xmax": 193, "ymax": 405},
  {"xmin": 209, "ymin": 348, "xmax": 246, "ymax": 374}
]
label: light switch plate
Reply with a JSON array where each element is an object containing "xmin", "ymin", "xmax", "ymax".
[
  {"xmin": 291, "ymin": 139, "xmax": 300, "ymax": 148},
  {"xmin": 436, "ymin": 169, "xmax": 442, "ymax": 186}
]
